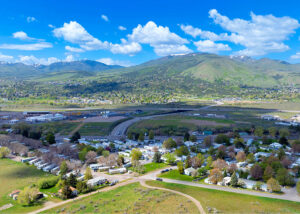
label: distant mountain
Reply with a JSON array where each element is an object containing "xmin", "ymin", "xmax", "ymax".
[
  {"xmin": 0, "ymin": 60, "xmax": 123, "ymax": 80},
  {"xmin": 1, "ymin": 53, "xmax": 300, "ymax": 89}
]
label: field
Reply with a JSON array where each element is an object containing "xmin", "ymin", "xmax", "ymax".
[
  {"xmin": 147, "ymin": 181, "xmax": 300, "ymax": 214},
  {"xmin": 0, "ymin": 159, "xmax": 56, "ymax": 213},
  {"xmin": 128, "ymin": 115, "xmax": 234, "ymax": 136},
  {"xmin": 42, "ymin": 182, "xmax": 199, "ymax": 214},
  {"xmin": 143, "ymin": 163, "xmax": 168, "ymax": 173},
  {"xmin": 158, "ymin": 170, "xmax": 195, "ymax": 182},
  {"xmin": 78, "ymin": 122, "xmax": 114, "ymax": 136}
]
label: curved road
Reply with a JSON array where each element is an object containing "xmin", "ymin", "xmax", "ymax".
[{"xmin": 110, "ymin": 101, "xmax": 224, "ymax": 138}]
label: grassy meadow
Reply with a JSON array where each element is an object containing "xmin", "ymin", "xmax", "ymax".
[
  {"xmin": 42, "ymin": 182, "xmax": 199, "ymax": 214},
  {"xmin": 147, "ymin": 181, "xmax": 300, "ymax": 214}
]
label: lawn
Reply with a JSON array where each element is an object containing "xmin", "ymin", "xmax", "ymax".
[
  {"xmin": 147, "ymin": 181, "xmax": 300, "ymax": 214},
  {"xmin": 33, "ymin": 121, "xmax": 80, "ymax": 135},
  {"xmin": 42, "ymin": 182, "xmax": 199, "ymax": 214},
  {"xmin": 129, "ymin": 162, "xmax": 168, "ymax": 174},
  {"xmin": 158, "ymin": 169, "xmax": 195, "ymax": 182},
  {"xmin": 0, "ymin": 158, "xmax": 57, "ymax": 213}
]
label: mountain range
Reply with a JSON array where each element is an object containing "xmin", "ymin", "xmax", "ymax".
[{"xmin": 1, "ymin": 53, "xmax": 300, "ymax": 88}]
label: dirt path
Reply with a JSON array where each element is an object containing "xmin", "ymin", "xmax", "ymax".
[
  {"xmin": 69, "ymin": 121, "xmax": 84, "ymax": 136},
  {"xmin": 29, "ymin": 179, "xmax": 136, "ymax": 214},
  {"xmin": 139, "ymin": 180, "xmax": 205, "ymax": 214}
]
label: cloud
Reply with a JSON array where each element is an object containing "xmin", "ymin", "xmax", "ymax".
[
  {"xmin": 118, "ymin": 26, "xmax": 127, "ymax": 31},
  {"xmin": 97, "ymin": 57, "xmax": 133, "ymax": 67},
  {"xmin": 26, "ymin": 16, "xmax": 36, "ymax": 23},
  {"xmin": 53, "ymin": 21, "xmax": 109, "ymax": 51},
  {"xmin": 291, "ymin": 52, "xmax": 300, "ymax": 59},
  {"xmin": 65, "ymin": 45, "xmax": 85, "ymax": 53},
  {"xmin": 110, "ymin": 39, "xmax": 141, "ymax": 55},
  {"xmin": 193, "ymin": 40, "xmax": 231, "ymax": 53},
  {"xmin": 101, "ymin": 14, "xmax": 109, "ymax": 22},
  {"xmin": 0, "ymin": 42, "xmax": 52, "ymax": 51},
  {"xmin": 65, "ymin": 54, "xmax": 75, "ymax": 62},
  {"xmin": 0, "ymin": 53, "xmax": 14, "ymax": 62},
  {"xmin": 127, "ymin": 21, "xmax": 190, "ymax": 56},
  {"xmin": 18, "ymin": 55, "xmax": 59, "ymax": 65},
  {"xmin": 208, "ymin": 9, "xmax": 299, "ymax": 56},
  {"xmin": 180, "ymin": 24, "xmax": 220, "ymax": 40},
  {"xmin": 48, "ymin": 24, "xmax": 55, "ymax": 28},
  {"xmin": 13, "ymin": 31, "xmax": 35, "ymax": 40}
]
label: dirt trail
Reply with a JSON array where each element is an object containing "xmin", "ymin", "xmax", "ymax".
[{"xmin": 139, "ymin": 180, "xmax": 205, "ymax": 214}]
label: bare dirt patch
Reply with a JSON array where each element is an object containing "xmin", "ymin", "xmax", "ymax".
[
  {"xmin": 84, "ymin": 116, "xmax": 126, "ymax": 123},
  {"xmin": 182, "ymin": 119, "xmax": 230, "ymax": 127}
]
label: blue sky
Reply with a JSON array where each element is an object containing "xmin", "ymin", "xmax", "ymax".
[{"xmin": 1, "ymin": 0, "xmax": 300, "ymax": 66}]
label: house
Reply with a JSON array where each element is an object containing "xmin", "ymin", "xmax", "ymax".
[
  {"xmin": 58, "ymin": 186, "xmax": 78, "ymax": 196},
  {"xmin": 184, "ymin": 167, "xmax": 197, "ymax": 176},
  {"xmin": 221, "ymin": 177, "xmax": 231, "ymax": 186},
  {"xmin": 109, "ymin": 168, "xmax": 127, "ymax": 174},
  {"xmin": 269, "ymin": 142, "xmax": 282, "ymax": 150},
  {"xmin": 87, "ymin": 177, "xmax": 107, "ymax": 187},
  {"xmin": 9, "ymin": 190, "xmax": 21, "ymax": 200}
]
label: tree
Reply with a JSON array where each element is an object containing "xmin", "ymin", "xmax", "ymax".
[
  {"xmin": 215, "ymin": 134, "xmax": 230, "ymax": 145},
  {"xmin": 250, "ymin": 164, "xmax": 263, "ymax": 180},
  {"xmin": 45, "ymin": 132, "xmax": 56, "ymax": 145},
  {"xmin": 292, "ymin": 140, "xmax": 300, "ymax": 153},
  {"xmin": 247, "ymin": 153, "xmax": 255, "ymax": 163},
  {"xmin": 268, "ymin": 127, "xmax": 277, "ymax": 138},
  {"xmin": 60, "ymin": 161, "xmax": 68, "ymax": 176},
  {"xmin": 132, "ymin": 161, "xmax": 145, "ymax": 174},
  {"xmin": 18, "ymin": 186, "xmax": 39, "ymax": 205},
  {"xmin": 227, "ymin": 163, "xmax": 237, "ymax": 174},
  {"xmin": 267, "ymin": 178, "xmax": 281, "ymax": 192},
  {"xmin": 276, "ymin": 168, "xmax": 295, "ymax": 186},
  {"xmin": 175, "ymin": 145, "xmax": 189, "ymax": 157},
  {"xmin": 234, "ymin": 138, "xmax": 245, "ymax": 148},
  {"xmin": 206, "ymin": 156, "xmax": 213, "ymax": 168},
  {"xmin": 61, "ymin": 184, "xmax": 72, "ymax": 199},
  {"xmin": 189, "ymin": 135, "xmax": 197, "ymax": 142},
  {"xmin": 102, "ymin": 150, "xmax": 110, "ymax": 158},
  {"xmin": 0, "ymin": 146, "xmax": 10, "ymax": 158},
  {"xmin": 85, "ymin": 151, "xmax": 97, "ymax": 164},
  {"xmin": 236, "ymin": 151, "xmax": 246, "ymax": 162},
  {"xmin": 76, "ymin": 181, "xmax": 88, "ymax": 194},
  {"xmin": 163, "ymin": 153, "xmax": 176, "ymax": 165},
  {"xmin": 163, "ymin": 138, "xmax": 177, "ymax": 149},
  {"xmin": 203, "ymin": 136, "xmax": 212, "ymax": 147},
  {"xmin": 197, "ymin": 153, "xmax": 205, "ymax": 167},
  {"xmin": 84, "ymin": 167, "xmax": 93, "ymax": 180},
  {"xmin": 254, "ymin": 127, "xmax": 264, "ymax": 137},
  {"xmin": 279, "ymin": 137, "xmax": 289, "ymax": 146},
  {"xmin": 177, "ymin": 161, "xmax": 184, "ymax": 174},
  {"xmin": 153, "ymin": 152, "xmax": 162, "ymax": 163},
  {"xmin": 127, "ymin": 132, "xmax": 133, "ymax": 140},
  {"xmin": 212, "ymin": 159, "xmax": 228, "ymax": 170},
  {"xmin": 277, "ymin": 148, "xmax": 285, "ymax": 161},
  {"xmin": 149, "ymin": 130, "xmax": 154, "ymax": 140},
  {"xmin": 70, "ymin": 131, "xmax": 81, "ymax": 143},
  {"xmin": 263, "ymin": 165, "xmax": 274, "ymax": 182},
  {"xmin": 231, "ymin": 172, "xmax": 238, "ymax": 187},
  {"xmin": 131, "ymin": 148, "xmax": 142, "ymax": 162},
  {"xmin": 279, "ymin": 128, "xmax": 290, "ymax": 138},
  {"xmin": 109, "ymin": 142, "xmax": 116, "ymax": 152},
  {"xmin": 67, "ymin": 173, "xmax": 77, "ymax": 187},
  {"xmin": 138, "ymin": 132, "xmax": 144, "ymax": 142},
  {"xmin": 184, "ymin": 132, "xmax": 190, "ymax": 142},
  {"xmin": 253, "ymin": 182, "xmax": 263, "ymax": 191},
  {"xmin": 209, "ymin": 168, "xmax": 223, "ymax": 184}
]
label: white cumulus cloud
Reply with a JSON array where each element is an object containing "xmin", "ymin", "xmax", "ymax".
[
  {"xmin": 18, "ymin": 55, "xmax": 59, "ymax": 65},
  {"xmin": 97, "ymin": 57, "xmax": 133, "ymax": 67},
  {"xmin": 110, "ymin": 39, "xmax": 141, "ymax": 55},
  {"xmin": 0, "ymin": 53, "xmax": 14, "ymax": 62},
  {"xmin": 13, "ymin": 31, "xmax": 34, "ymax": 40},
  {"xmin": 194, "ymin": 40, "xmax": 231, "ymax": 53},
  {"xmin": 118, "ymin": 26, "xmax": 127, "ymax": 31},
  {"xmin": 65, "ymin": 45, "xmax": 85, "ymax": 53},
  {"xmin": 27, "ymin": 16, "xmax": 36, "ymax": 23},
  {"xmin": 291, "ymin": 52, "xmax": 300, "ymax": 59},
  {"xmin": 101, "ymin": 14, "xmax": 109, "ymax": 22}
]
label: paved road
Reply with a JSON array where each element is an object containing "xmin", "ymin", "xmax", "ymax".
[
  {"xmin": 143, "ymin": 167, "xmax": 300, "ymax": 203},
  {"xmin": 109, "ymin": 101, "xmax": 224, "ymax": 138}
]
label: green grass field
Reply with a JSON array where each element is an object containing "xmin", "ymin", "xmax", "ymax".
[
  {"xmin": 143, "ymin": 163, "xmax": 168, "ymax": 173},
  {"xmin": 78, "ymin": 122, "xmax": 114, "ymax": 136},
  {"xmin": 147, "ymin": 181, "xmax": 300, "ymax": 213},
  {"xmin": 0, "ymin": 159, "xmax": 56, "ymax": 213},
  {"xmin": 158, "ymin": 169, "xmax": 195, "ymax": 182},
  {"xmin": 42, "ymin": 182, "xmax": 199, "ymax": 214},
  {"xmin": 33, "ymin": 121, "xmax": 80, "ymax": 135}
]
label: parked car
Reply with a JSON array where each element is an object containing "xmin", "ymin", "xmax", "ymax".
[{"xmin": 156, "ymin": 178, "xmax": 163, "ymax": 181}]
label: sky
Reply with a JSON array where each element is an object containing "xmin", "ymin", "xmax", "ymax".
[{"xmin": 1, "ymin": 0, "xmax": 300, "ymax": 66}]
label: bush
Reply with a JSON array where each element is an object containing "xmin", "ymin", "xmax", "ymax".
[
  {"xmin": 267, "ymin": 178, "xmax": 281, "ymax": 193},
  {"xmin": 38, "ymin": 177, "xmax": 59, "ymax": 189}
]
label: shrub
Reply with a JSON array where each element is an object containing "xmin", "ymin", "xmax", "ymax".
[
  {"xmin": 38, "ymin": 177, "xmax": 59, "ymax": 189},
  {"xmin": 267, "ymin": 178, "xmax": 281, "ymax": 193}
]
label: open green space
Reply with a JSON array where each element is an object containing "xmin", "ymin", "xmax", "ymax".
[
  {"xmin": 0, "ymin": 159, "xmax": 56, "ymax": 213},
  {"xmin": 147, "ymin": 181, "xmax": 300, "ymax": 214},
  {"xmin": 42, "ymin": 182, "xmax": 199, "ymax": 214},
  {"xmin": 143, "ymin": 162, "xmax": 168, "ymax": 174},
  {"xmin": 78, "ymin": 122, "xmax": 114, "ymax": 136},
  {"xmin": 158, "ymin": 169, "xmax": 195, "ymax": 182},
  {"xmin": 33, "ymin": 121, "xmax": 80, "ymax": 135}
]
